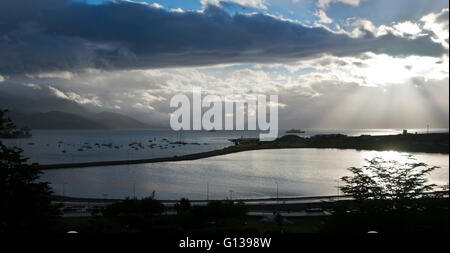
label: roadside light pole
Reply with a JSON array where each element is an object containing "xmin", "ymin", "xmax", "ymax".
[
  {"xmin": 229, "ymin": 190, "xmax": 233, "ymax": 201},
  {"xmin": 275, "ymin": 181, "xmax": 279, "ymax": 203}
]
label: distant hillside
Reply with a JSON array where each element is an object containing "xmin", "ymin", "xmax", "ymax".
[
  {"xmin": 8, "ymin": 110, "xmax": 151, "ymax": 130},
  {"xmin": 86, "ymin": 111, "xmax": 150, "ymax": 129},
  {"xmin": 0, "ymin": 91, "xmax": 91, "ymax": 115}
]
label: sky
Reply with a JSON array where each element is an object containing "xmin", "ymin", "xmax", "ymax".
[{"xmin": 0, "ymin": 0, "xmax": 448, "ymax": 129}]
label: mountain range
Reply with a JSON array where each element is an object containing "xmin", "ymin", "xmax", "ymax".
[
  {"xmin": 0, "ymin": 90, "xmax": 153, "ymax": 130},
  {"xmin": 7, "ymin": 110, "xmax": 152, "ymax": 130}
]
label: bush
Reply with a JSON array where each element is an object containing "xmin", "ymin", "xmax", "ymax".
[
  {"xmin": 102, "ymin": 194, "xmax": 165, "ymax": 217},
  {"xmin": 99, "ymin": 192, "xmax": 165, "ymax": 232},
  {"xmin": 174, "ymin": 198, "xmax": 191, "ymax": 215},
  {"xmin": 190, "ymin": 200, "xmax": 247, "ymax": 220}
]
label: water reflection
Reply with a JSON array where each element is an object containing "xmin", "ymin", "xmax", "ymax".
[
  {"xmin": 366, "ymin": 150, "xmax": 405, "ymax": 162},
  {"xmin": 41, "ymin": 149, "xmax": 449, "ymax": 200}
]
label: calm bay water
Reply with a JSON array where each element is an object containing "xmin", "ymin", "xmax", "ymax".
[
  {"xmin": 2, "ymin": 129, "xmax": 448, "ymax": 200},
  {"xmin": 40, "ymin": 149, "xmax": 449, "ymax": 200},
  {"xmin": 2, "ymin": 128, "xmax": 447, "ymax": 164}
]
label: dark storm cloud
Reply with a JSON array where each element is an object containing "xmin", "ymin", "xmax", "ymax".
[
  {"xmin": 435, "ymin": 8, "xmax": 449, "ymax": 24},
  {"xmin": 0, "ymin": 0, "xmax": 446, "ymax": 74}
]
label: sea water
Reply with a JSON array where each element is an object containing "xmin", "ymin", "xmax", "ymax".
[
  {"xmin": 2, "ymin": 128, "xmax": 447, "ymax": 165},
  {"xmin": 2, "ymin": 129, "xmax": 447, "ymax": 200}
]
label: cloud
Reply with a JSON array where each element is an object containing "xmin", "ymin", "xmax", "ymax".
[
  {"xmin": 23, "ymin": 83, "xmax": 41, "ymax": 90},
  {"xmin": 254, "ymin": 52, "xmax": 448, "ymax": 90},
  {"xmin": 1, "ymin": 50, "xmax": 448, "ymax": 129},
  {"xmin": 393, "ymin": 21, "xmax": 422, "ymax": 36},
  {"xmin": 149, "ymin": 2, "xmax": 163, "ymax": 9},
  {"xmin": 27, "ymin": 71, "xmax": 74, "ymax": 80},
  {"xmin": 317, "ymin": 0, "xmax": 360, "ymax": 10},
  {"xmin": 48, "ymin": 86, "xmax": 70, "ymax": 100},
  {"xmin": 201, "ymin": 0, "xmax": 268, "ymax": 10},
  {"xmin": 337, "ymin": 8, "xmax": 449, "ymax": 53},
  {"xmin": 314, "ymin": 9, "xmax": 333, "ymax": 24},
  {"xmin": 343, "ymin": 18, "xmax": 425, "ymax": 39},
  {"xmin": 297, "ymin": 53, "xmax": 449, "ymax": 87},
  {"xmin": 0, "ymin": 75, "xmax": 4, "ymax": 82},
  {"xmin": 314, "ymin": 0, "xmax": 361, "ymax": 26},
  {"xmin": 341, "ymin": 14, "xmax": 445, "ymax": 42},
  {"xmin": 421, "ymin": 8, "xmax": 449, "ymax": 49},
  {"xmin": 0, "ymin": 0, "xmax": 446, "ymax": 74}
]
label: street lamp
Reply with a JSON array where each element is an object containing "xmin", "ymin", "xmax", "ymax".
[{"xmin": 275, "ymin": 181, "xmax": 279, "ymax": 203}]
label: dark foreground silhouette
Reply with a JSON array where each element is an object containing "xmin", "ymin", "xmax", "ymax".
[
  {"xmin": 56, "ymin": 196, "xmax": 448, "ymax": 233},
  {"xmin": 55, "ymin": 156, "xmax": 449, "ymax": 233}
]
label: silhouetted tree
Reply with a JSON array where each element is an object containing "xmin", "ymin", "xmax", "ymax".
[
  {"xmin": 100, "ymin": 191, "xmax": 165, "ymax": 232},
  {"xmin": 102, "ymin": 193, "xmax": 164, "ymax": 217},
  {"xmin": 0, "ymin": 110, "xmax": 15, "ymax": 132},
  {"xmin": 0, "ymin": 110, "xmax": 59, "ymax": 232},
  {"xmin": 340, "ymin": 155, "xmax": 438, "ymax": 213}
]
